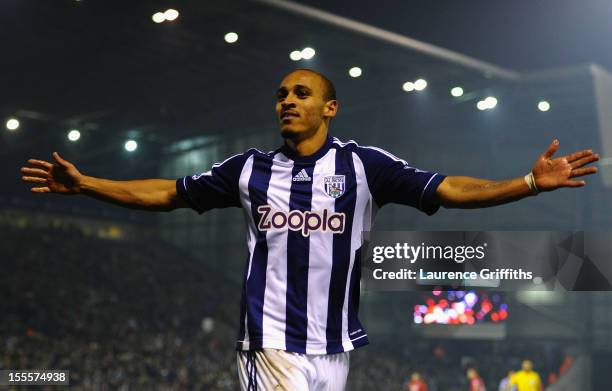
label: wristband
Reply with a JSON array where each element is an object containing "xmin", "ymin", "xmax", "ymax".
[{"xmin": 524, "ymin": 172, "xmax": 539, "ymax": 195}]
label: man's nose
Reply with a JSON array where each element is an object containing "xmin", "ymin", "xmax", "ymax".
[{"xmin": 281, "ymin": 101, "xmax": 296, "ymax": 110}]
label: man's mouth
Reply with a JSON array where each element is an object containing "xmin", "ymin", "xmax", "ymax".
[{"xmin": 280, "ymin": 111, "xmax": 299, "ymax": 120}]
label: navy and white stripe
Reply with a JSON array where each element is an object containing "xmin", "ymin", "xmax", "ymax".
[{"xmin": 177, "ymin": 136, "xmax": 446, "ymax": 354}]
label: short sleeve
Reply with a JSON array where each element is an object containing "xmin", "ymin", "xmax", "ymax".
[
  {"xmin": 354, "ymin": 146, "xmax": 446, "ymax": 215},
  {"xmin": 176, "ymin": 151, "xmax": 253, "ymax": 214}
]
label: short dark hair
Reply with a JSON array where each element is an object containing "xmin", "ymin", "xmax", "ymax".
[{"xmin": 288, "ymin": 68, "xmax": 336, "ymax": 101}]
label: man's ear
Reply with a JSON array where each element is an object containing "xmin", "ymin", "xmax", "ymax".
[{"xmin": 324, "ymin": 100, "xmax": 338, "ymax": 118}]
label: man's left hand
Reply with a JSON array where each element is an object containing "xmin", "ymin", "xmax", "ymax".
[{"xmin": 532, "ymin": 139, "xmax": 599, "ymax": 191}]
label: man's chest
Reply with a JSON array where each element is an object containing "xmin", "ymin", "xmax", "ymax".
[{"xmin": 241, "ymin": 162, "xmax": 365, "ymax": 211}]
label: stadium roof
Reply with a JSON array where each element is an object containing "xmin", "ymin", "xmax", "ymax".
[{"xmin": 2, "ymin": 0, "xmax": 521, "ymax": 154}]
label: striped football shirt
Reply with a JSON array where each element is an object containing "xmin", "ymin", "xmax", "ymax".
[{"xmin": 176, "ymin": 136, "xmax": 446, "ymax": 354}]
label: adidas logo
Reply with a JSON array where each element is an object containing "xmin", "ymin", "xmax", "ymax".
[{"xmin": 292, "ymin": 169, "xmax": 312, "ymax": 182}]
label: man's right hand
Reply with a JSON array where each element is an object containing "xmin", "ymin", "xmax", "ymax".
[
  {"xmin": 21, "ymin": 152, "xmax": 185, "ymax": 211},
  {"xmin": 21, "ymin": 152, "xmax": 83, "ymax": 195}
]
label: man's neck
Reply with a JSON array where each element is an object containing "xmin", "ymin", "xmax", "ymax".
[{"xmin": 285, "ymin": 127, "xmax": 328, "ymax": 157}]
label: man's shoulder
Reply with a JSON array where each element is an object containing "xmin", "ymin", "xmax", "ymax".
[
  {"xmin": 243, "ymin": 148, "xmax": 272, "ymax": 157},
  {"xmin": 332, "ymin": 137, "xmax": 404, "ymax": 161},
  {"xmin": 221, "ymin": 148, "xmax": 272, "ymax": 165},
  {"xmin": 202, "ymin": 149, "xmax": 271, "ymax": 177},
  {"xmin": 331, "ymin": 137, "xmax": 359, "ymax": 150},
  {"xmin": 331, "ymin": 137, "xmax": 376, "ymax": 154},
  {"xmin": 332, "ymin": 138, "xmax": 413, "ymax": 174}
]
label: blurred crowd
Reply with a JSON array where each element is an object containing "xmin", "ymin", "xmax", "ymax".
[
  {"xmin": 1, "ymin": 220, "xmax": 572, "ymax": 390},
  {"xmin": 1, "ymin": 223, "xmax": 238, "ymax": 390},
  {"xmin": 349, "ymin": 339, "xmax": 570, "ymax": 391}
]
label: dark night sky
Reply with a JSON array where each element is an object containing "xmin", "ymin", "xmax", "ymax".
[{"xmin": 299, "ymin": 0, "xmax": 612, "ymax": 72}]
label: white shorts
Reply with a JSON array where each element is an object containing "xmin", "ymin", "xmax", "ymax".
[{"xmin": 237, "ymin": 349, "xmax": 350, "ymax": 391}]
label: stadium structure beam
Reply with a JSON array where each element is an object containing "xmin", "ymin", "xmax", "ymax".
[{"xmin": 253, "ymin": 0, "xmax": 521, "ymax": 81}]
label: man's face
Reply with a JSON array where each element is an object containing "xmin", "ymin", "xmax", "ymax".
[
  {"xmin": 275, "ymin": 71, "xmax": 336, "ymax": 141},
  {"xmin": 522, "ymin": 360, "xmax": 533, "ymax": 371}
]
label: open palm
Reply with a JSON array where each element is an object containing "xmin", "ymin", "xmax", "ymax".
[
  {"xmin": 532, "ymin": 140, "xmax": 599, "ymax": 191},
  {"xmin": 21, "ymin": 152, "xmax": 83, "ymax": 194}
]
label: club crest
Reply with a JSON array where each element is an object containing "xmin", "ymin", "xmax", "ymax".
[{"xmin": 324, "ymin": 175, "xmax": 346, "ymax": 198}]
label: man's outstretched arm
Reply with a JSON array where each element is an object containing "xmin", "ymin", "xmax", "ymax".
[
  {"xmin": 435, "ymin": 140, "xmax": 599, "ymax": 209},
  {"xmin": 20, "ymin": 152, "xmax": 188, "ymax": 212}
]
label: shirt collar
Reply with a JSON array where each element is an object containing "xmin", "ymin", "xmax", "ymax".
[{"xmin": 279, "ymin": 135, "xmax": 333, "ymax": 164}]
